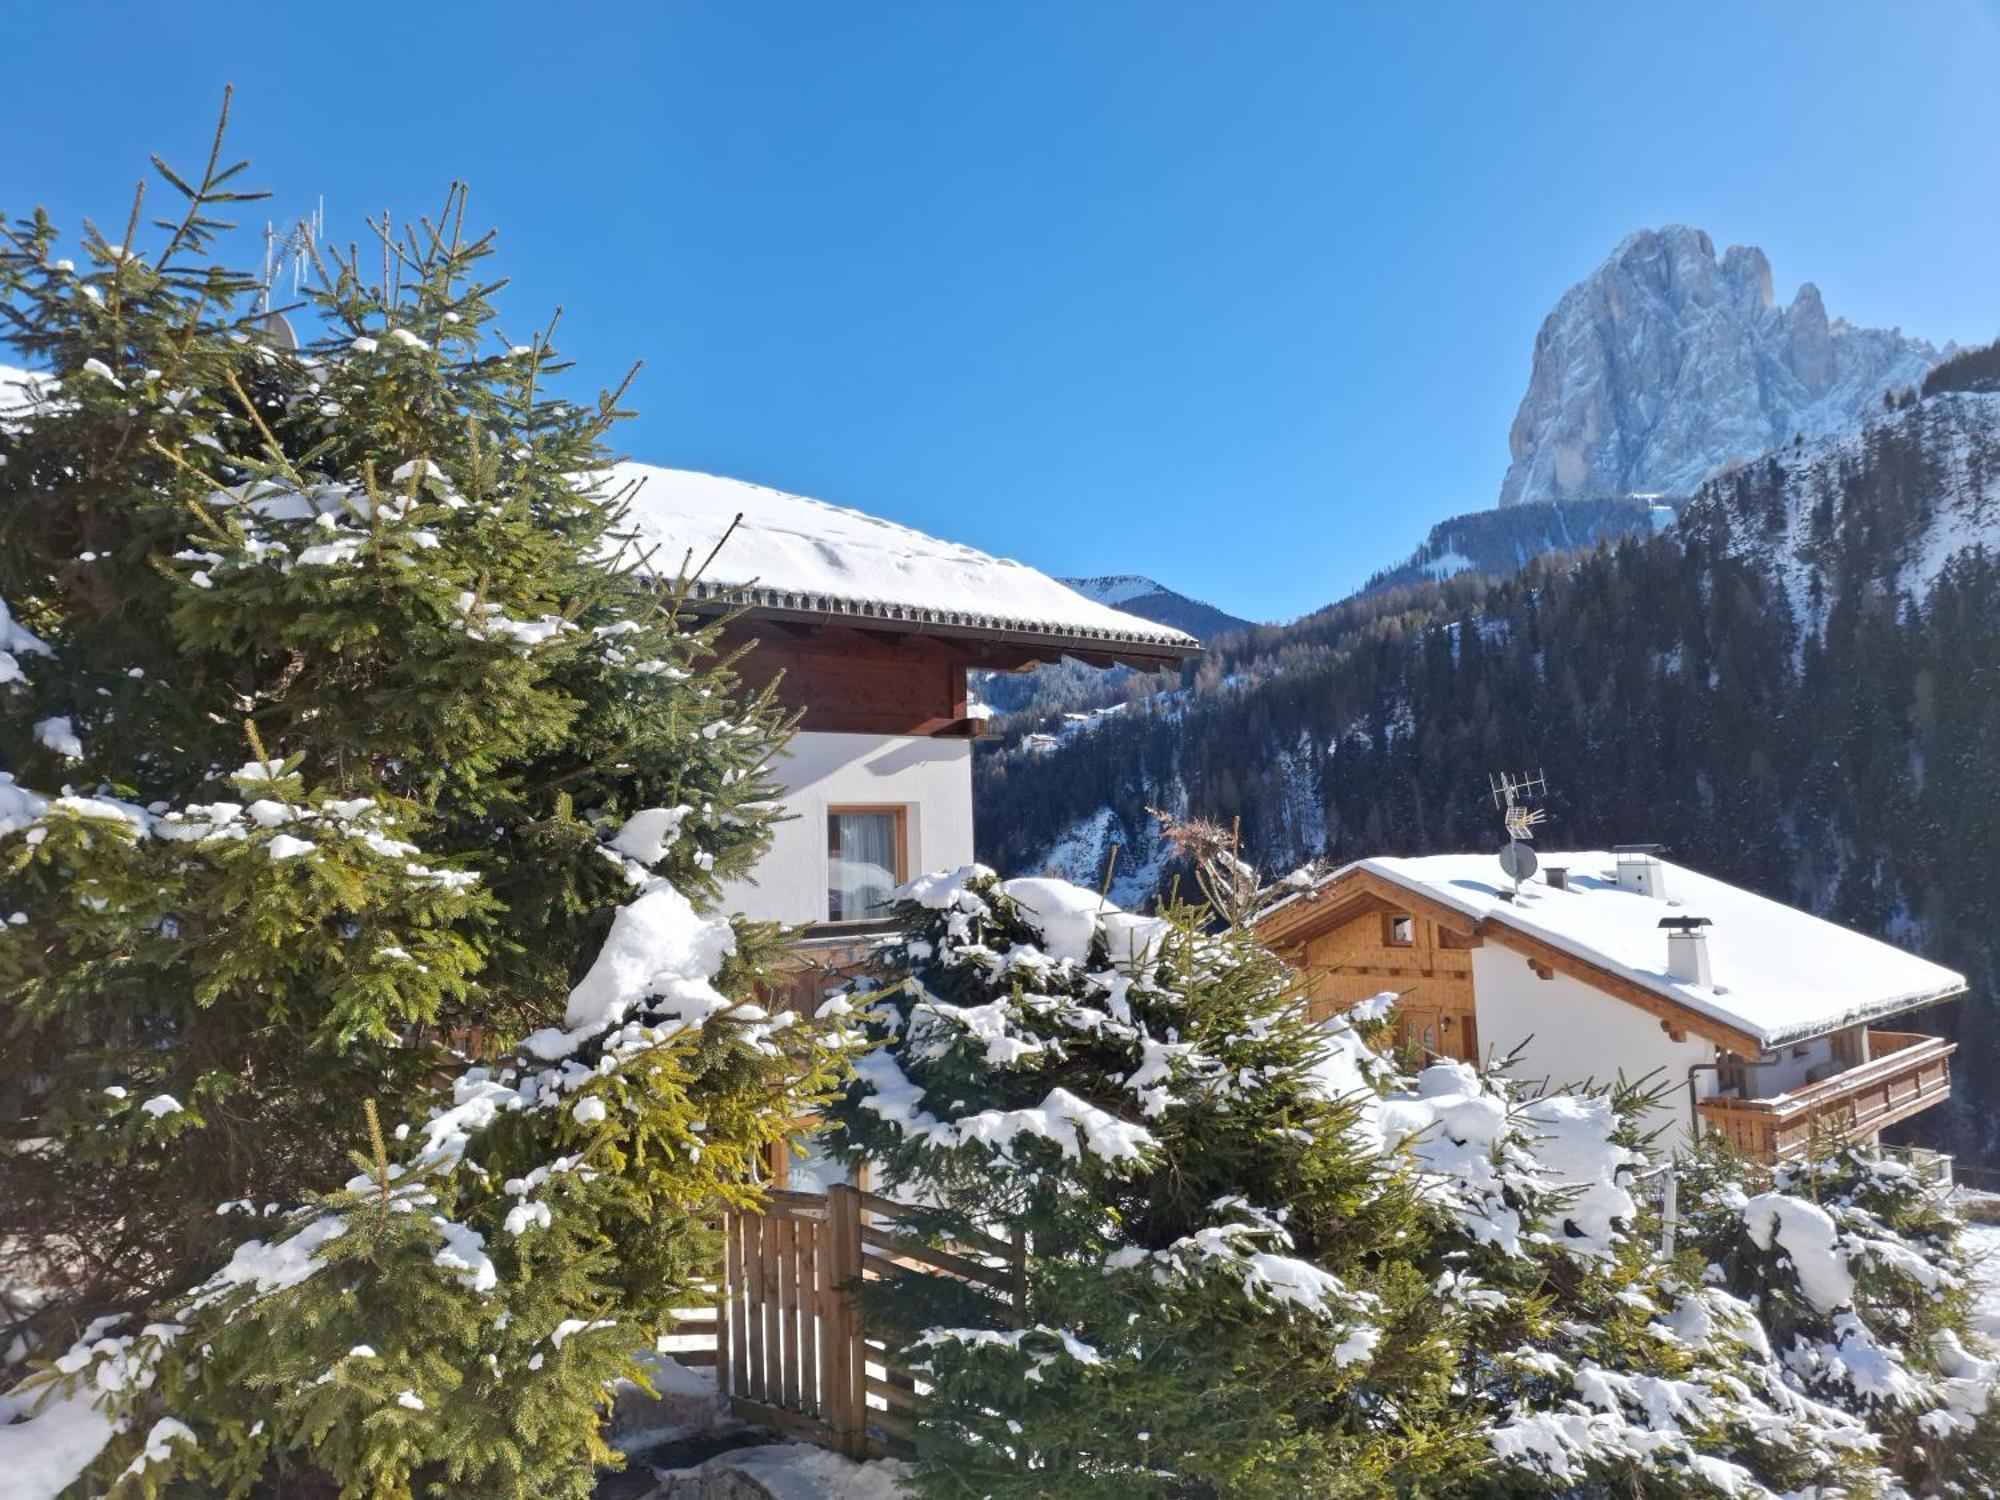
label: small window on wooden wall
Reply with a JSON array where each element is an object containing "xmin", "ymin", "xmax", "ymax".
[
  {"xmin": 1383, "ymin": 913, "xmax": 1416, "ymax": 947},
  {"xmin": 827, "ymin": 806, "xmax": 908, "ymax": 922}
]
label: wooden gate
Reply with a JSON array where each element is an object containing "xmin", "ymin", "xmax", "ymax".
[{"xmin": 714, "ymin": 1184, "xmax": 1024, "ymax": 1458}]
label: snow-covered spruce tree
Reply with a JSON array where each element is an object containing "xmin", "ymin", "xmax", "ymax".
[
  {"xmin": 0, "ymin": 123, "xmax": 843, "ymax": 1496},
  {"xmin": 1382, "ymin": 1060, "xmax": 1902, "ymax": 1497},
  {"xmin": 824, "ymin": 867, "xmax": 1479, "ymax": 1498},
  {"xmin": 1676, "ymin": 1139, "xmax": 2000, "ymax": 1497}
]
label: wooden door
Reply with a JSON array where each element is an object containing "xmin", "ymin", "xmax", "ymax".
[{"xmin": 1396, "ymin": 1004, "xmax": 1479, "ymax": 1065}]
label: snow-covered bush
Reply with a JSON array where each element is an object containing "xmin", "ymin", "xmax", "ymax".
[
  {"xmin": 828, "ymin": 867, "xmax": 1972, "ymax": 1498},
  {"xmin": 0, "ymin": 130, "xmax": 843, "ymax": 1497},
  {"xmin": 1679, "ymin": 1141, "xmax": 2000, "ymax": 1496}
]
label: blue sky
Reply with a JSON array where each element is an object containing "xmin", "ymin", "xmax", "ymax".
[{"xmin": 5, "ymin": 3, "xmax": 1999, "ymax": 621}]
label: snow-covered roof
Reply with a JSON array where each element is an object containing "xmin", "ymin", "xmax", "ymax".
[
  {"xmin": 605, "ymin": 461, "xmax": 1199, "ymax": 660},
  {"xmin": 1274, "ymin": 851, "xmax": 1965, "ymax": 1050}
]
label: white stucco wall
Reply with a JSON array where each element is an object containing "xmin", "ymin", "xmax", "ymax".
[
  {"xmin": 1470, "ymin": 946, "xmax": 1718, "ymax": 1143},
  {"xmin": 716, "ymin": 730, "xmax": 974, "ymax": 927},
  {"xmin": 1739, "ymin": 1036, "xmax": 1836, "ymax": 1097}
]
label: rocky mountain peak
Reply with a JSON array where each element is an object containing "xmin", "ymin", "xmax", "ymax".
[{"xmin": 1499, "ymin": 226, "xmax": 1936, "ymax": 507}]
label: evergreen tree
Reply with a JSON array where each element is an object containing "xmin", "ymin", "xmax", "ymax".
[
  {"xmin": 1393, "ymin": 1061, "xmax": 1896, "ymax": 1497},
  {"xmin": 1677, "ymin": 1141, "xmax": 2000, "ymax": 1498},
  {"xmin": 0, "ymin": 110, "xmax": 843, "ymax": 1496},
  {"xmin": 825, "ymin": 867, "xmax": 1470, "ymax": 1497}
]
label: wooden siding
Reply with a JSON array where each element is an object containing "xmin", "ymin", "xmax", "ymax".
[
  {"xmin": 722, "ymin": 623, "xmax": 982, "ymax": 736},
  {"xmin": 1283, "ymin": 904, "xmax": 1481, "ymax": 1063}
]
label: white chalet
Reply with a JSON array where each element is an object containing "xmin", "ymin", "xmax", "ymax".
[
  {"xmin": 615, "ymin": 462, "xmax": 1200, "ymax": 1000},
  {"xmin": 1257, "ymin": 848, "xmax": 1966, "ymax": 1162}
]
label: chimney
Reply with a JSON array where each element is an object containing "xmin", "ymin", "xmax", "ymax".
[
  {"xmin": 1544, "ymin": 866, "xmax": 1569, "ymax": 891},
  {"xmin": 1614, "ymin": 844, "xmax": 1668, "ymax": 900},
  {"xmin": 1659, "ymin": 916, "xmax": 1713, "ymax": 986}
]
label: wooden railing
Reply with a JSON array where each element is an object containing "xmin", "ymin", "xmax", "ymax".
[
  {"xmin": 698, "ymin": 1185, "xmax": 1024, "ymax": 1459},
  {"xmin": 1696, "ymin": 1028, "xmax": 1956, "ymax": 1162}
]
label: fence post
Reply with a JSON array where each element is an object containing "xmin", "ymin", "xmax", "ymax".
[
  {"xmin": 715, "ymin": 1210, "xmax": 733, "ymax": 1398},
  {"xmin": 1658, "ymin": 1168, "xmax": 1678, "ymax": 1259},
  {"xmin": 826, "ymin": 1184, "xmax": 868, "ymax": 1458}
]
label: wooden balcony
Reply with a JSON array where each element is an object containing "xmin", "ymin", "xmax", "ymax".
[{"xmin": 1696, "ymin": 1028, "xmax": 1956, "ymax": 1162}]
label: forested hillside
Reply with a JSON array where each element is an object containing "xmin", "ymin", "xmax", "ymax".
[{"xmin": 976, "ymin": 389, "xmax": 2000, "ymax": 1168}]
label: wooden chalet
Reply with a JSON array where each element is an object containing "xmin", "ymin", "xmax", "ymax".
[
  {"xmin": 1257, "ymin": 849, "xmax": 1966, "ymax": 1164},
  {"xmin": 612, "ymin": 461, "xmax": 1201, "ymax": 1003}
]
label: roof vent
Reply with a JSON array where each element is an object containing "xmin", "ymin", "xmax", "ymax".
[
  {"xmin": 1659, "ymin": 915, "xmax": 1713, "ymax": 986},
  {"xmin": 1614, "ymin": 845, "xmax": 1668, "ymax": 900},
  {"xmin": 1544, "ymin": 866, "xmax": 1569, "ymax": 891}
]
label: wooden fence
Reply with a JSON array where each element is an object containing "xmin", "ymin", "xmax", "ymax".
[{"xmin": 699, "ymin": 1184, "xmax": 1025, "ymax": 1459}]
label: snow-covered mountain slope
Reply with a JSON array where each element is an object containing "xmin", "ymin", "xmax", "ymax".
[
  {"xmin": 1059, "ymin": 574, "xmax": 1253, "ymax": 641},
  {"xmin": 1362, "ymin": 496, "xmax": 1675, "ymax": 594},
  {"xmin": 1680, "ymin": 391, "xmax": 2000, "ymax": 628},
  {"xmin": 1500, "ymin": 226, "xmax": 1938, "ymax": 508}
]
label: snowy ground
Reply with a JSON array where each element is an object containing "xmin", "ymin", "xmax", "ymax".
[
  {"xmin": 1963, "ymin": 1220, "xmax": 2000, "ymax": 1342},
  {"xmin": 606, "ymin": 1358, "xmax": 910, "ymax": 1499},
  {"xmin": 649, "ymin": 1442, "xmax": 911, "ymax": 1500}
]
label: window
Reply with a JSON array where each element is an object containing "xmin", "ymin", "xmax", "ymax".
[
  {"xmin": 827, "ymin": 806, "xmax": 907, "ymax": 922},
  {"xmin": 1382, "ymin": 913, "xmax": 1416, "ymax": 948}
]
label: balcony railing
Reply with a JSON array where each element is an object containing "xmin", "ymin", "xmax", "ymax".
[{"xmin": 1695, "ymin": 1028, "xmax": 1956, "ymax": 1162}]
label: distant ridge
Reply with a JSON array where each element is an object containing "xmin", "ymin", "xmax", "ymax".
[
  {"xmin": 1362, "ymin": 496, "xmax": 1676, "ymax": 595},
  {"xmin": 1060, "ymin": 574, "xmax": 1253, "ymax": 642}
]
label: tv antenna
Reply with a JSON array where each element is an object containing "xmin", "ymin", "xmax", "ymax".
[
  {"xmin": 1489, "ymin": 769, "xmax": 1549, "ymax": 893},
  {"xmin": 257, "ymin": 199, "xmax": 325, "ymax": 347}
]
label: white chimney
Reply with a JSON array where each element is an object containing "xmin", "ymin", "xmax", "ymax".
[
  {"xmin": 1615, "ymin": 845, "xmax": 1668, "ymax": 900},
  {"xmin": 1660, "ymin": 916, "xmax": 1713, "ymax": 986}
]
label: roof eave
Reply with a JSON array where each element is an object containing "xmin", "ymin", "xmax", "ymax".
[
  {"xmin": 683, "ymin": 593, "xmax": 1203, "ymax": 669},
  {"xmin": 1754, "ymin": 981, "xmax": 1970, "ymax": 1050}
]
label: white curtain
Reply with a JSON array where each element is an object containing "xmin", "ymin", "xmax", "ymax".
[{"xmin": 829, "ymin": 811, "xmax": 898, "ymax": 920}]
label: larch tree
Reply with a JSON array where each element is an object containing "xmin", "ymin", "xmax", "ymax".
[{"xmin": 0, "ymin": 103, "xmax": 844, "ymax": 1497}]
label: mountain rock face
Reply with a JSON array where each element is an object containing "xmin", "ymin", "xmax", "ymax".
[
  {"xmin": 1499, "ymin": 226, "xmax": 1937, "ymax": 507},
  {"xmin": 1059, "ymin": 574, "xmax": 1253, "ymax": 641}
]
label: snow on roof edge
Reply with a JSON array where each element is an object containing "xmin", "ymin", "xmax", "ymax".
[
  {"xmin": 677, "ymin": 576, "xmax": 1200, "ymax": 652},
  {"xmin": 606, "ymin": 462, "xmax": 1201, "ymax": 655}
]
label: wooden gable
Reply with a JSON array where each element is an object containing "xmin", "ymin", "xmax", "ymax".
[{"xmin": 1257, "ymin": 865, "xmax": 1767, "ymax": 1059}]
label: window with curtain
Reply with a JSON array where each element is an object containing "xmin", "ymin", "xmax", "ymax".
[{"xmin": 827, "ymin": 807, "xmax": 904, "ymax": 922}]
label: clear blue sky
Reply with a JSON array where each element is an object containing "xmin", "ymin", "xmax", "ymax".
[{"xmin": 5, "ymin": 3, "xmax": 1999, "ymax": 621}]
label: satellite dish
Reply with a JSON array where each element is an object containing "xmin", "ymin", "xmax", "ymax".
[
  {"xmin": 262, "ymin": 311, "xmax": 298, "ymax": 351},
  {"xmin": 1498, "ymin": 842, "xmax": 1538, "ymax": 883}
]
